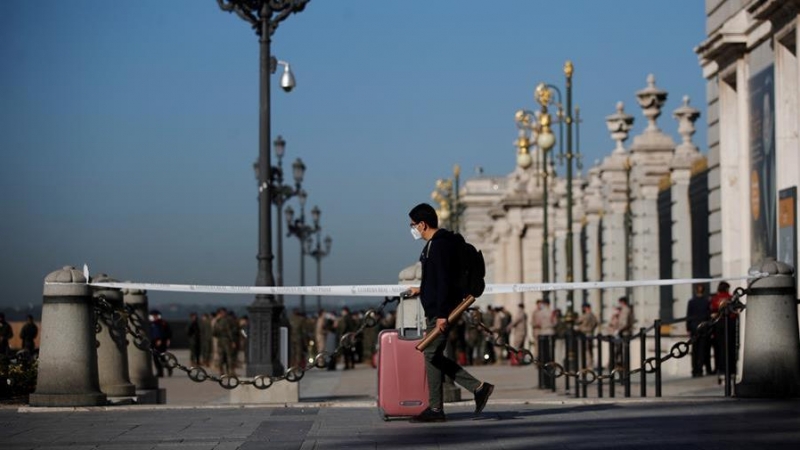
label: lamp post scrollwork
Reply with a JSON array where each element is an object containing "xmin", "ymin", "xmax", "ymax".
[
  {"xmin": 259, "ymin": 135, "xmax": 306, "ymax": 305},
  {"xmin": 286, "ymin": 199, "xmax": 319, "ymax": 315},
  {"xmin": 306, "ymin": 221, "xmax": 332, "ymax": 313}
]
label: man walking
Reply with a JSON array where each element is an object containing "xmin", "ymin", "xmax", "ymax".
[{"xmin": 406, "ymin": 203, "xmax": 494, "ymax": 422}]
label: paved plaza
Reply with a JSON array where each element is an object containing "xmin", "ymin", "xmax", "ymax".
[{"xmin": 2, "ymin": 351, "xmax": 800, "ymax": 449}]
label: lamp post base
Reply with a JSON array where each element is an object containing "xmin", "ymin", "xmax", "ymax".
[
  {"xmin": 247, "ymin": 298, "xmax": 285, "ymax": 377},
  {"xmin": 230, "ymin": 382, "xmax": 298, "ymax": 404}
]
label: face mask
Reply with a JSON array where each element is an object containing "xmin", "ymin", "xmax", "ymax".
[{"xmin": 410, "ymin": 226, "xmax": 423, "ymax": 240}]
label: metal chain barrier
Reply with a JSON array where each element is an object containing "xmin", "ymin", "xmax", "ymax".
[
  {"xmin": 460, "ymin": 287, "xmax": 748, "ymax": 386},
  {"xmin": 95, "ymin": 295, "xmax": 400, "ymax": 390},
  {"xmin": 91, "ymin": 285, "xmax": 749, "ymax": 391}
]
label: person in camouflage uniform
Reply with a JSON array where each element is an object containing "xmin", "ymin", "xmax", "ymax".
[
  {"xmin": 289, "ymin": 309, "xmax": 307, "ymax": 369},
  {"xmin": 337, "ymin": 307, "xmax": 357, "ymax": 369},
  {"xmin": 213, "ymin": 308, "xmax": 238, "ymax": 376},
  {"xmin": 200, "ymin": 313, "xmax": 213, "ymax": 367}
]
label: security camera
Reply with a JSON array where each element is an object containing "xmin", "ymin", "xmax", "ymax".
[{"xmin": 280, "ymin": 63, "xmax": 296, "ymax": 92}]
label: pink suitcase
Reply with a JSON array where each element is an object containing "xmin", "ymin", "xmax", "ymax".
[
  {"xmin": 377, "ymin": 329, "xmax": 429, "ymax": 420},
  {"xmin": 377, "ymin": 297, "xmax": 429, "ymax": 420}
]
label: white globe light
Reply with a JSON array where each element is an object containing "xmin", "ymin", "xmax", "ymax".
[
  {"xmin": 517, "ymin": 152, "xmax": 532, "ymax": 169},
  {"xmin": 538, "ymin": 130, "xmax": 556, "ymax": 151}
]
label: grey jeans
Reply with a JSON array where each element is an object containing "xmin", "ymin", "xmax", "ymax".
[{"xmin": 422, "ymin": 318, "xmax": 481, "ymax": 409}]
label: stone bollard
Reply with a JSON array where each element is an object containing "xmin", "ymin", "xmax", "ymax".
[
  {"xmin": 122, "ymin": 287, "xmax": 158, "ymax": 391},
  {"xmin": 29, "ymin": 266, "xmax": 107, "ymax": 407},
  {"xmin": 737, "ymin": 258, "xmax": 800, "ymax": 397},
  {"xmin": 93, "ymin": 274, "xmax": 136, "ymax": 398}
]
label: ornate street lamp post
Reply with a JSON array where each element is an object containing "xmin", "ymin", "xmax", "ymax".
[
  {"xmin": 534, "ymin": 61, "xmax": 582, "ymax": 393},
  {"xmin": 285, "ymin": 199, "xmax": 319, "ymax": 314},
  {"xmin": 534, "ymin": 62, "xmax": 581, "ymax": 315},
  {"xmin": 306, "ymin": 218, "xmax": 332, "ymax": 312},
  {"xmin": 431, "ymin": 164, "xmax": 464, "ymax": 233},
  {"xmin": 264, "ymin": 135, "xmax": 306, "ymax": 304},
  {"xmin": 216, "ymin": 0, "xmax": 309, "ymax": 377},
  {"xmin": 515, "ymin": 84, "xmax": 562, "ymax": 304}
]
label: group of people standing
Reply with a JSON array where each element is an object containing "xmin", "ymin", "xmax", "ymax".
[
  {"xmin": 0, "ymin": 313, "xmax": 39, "ymax": 361},
  {"xmin": 289, "ymin": 307, "xmax": 397, "ymax": 371},
  {"xmin": 686, "ymin": 282, "xmax": 738, "ymax": 379},
  {"xmin": 185, "ymin": 308, "xmax": 249, "ymax": 377},
  {"xmin": 438, "ymin": 298, "xmax": 613, "ymax": 370}
]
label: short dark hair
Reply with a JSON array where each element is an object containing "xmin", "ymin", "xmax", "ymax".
[
  {"xmin": 717, "ymin": 281, "xmax": 730, "ymax": 293},
  {"xmin": 409, "ymin": 203, "xmax": 438, "ymax": 229}
]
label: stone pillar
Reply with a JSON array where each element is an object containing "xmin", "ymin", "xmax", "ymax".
[
  {"xmin": 93, "ymin": 274, "xmax": 136, "ymax": 397},
  {"xmin": 29, "ymin": 266, "xmax": 107, "ymax": 407},
  {"xmin": 122, "ymin": 287, "xmax": 158, "ymax": 390},
  {"xmin": 670, "ymin": 96, "xmax": 704, "ymax": 319},
  {"xmin": 737, "ymin": 259, "xmax": 800, "ymax": 398},
  {"xmin": 629, "ymin": 75, "xmax": 676, "ymax": 326},
  {"xmin": 601, "ymin": 101, "xmax": 635, "ymax": 322}
]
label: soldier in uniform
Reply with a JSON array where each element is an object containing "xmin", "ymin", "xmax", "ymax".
[
  {"xmin": 186, "ymin": 312, "xmax": 201, "ymax": 366},
  {"xmin": 289, "ymin": 309, "xmax": 306, "ymax": 369},
  {"xmin": 507, "ymin": 303, "xmax": 528, "ymax": 353},
  {"xmin": 576, "ymin": 303, "xmax": 598, "ymax": 368},
  {"xmin": 213, "ymin": 308, "xmax": 237, "ymax": 376},
  {"xmin": 0, "ymin": 313, "xmax": 13, "ymax": 359},
  {"xmin": 20, "ymin": 315, "xmax": 38, "ymax": 356},
  {"xmin": 337, "ymin": 307, "xmax": 357, "ymax": 369}
]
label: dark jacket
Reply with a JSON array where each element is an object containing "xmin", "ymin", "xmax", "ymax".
[
  {"xmin": 419, "ymin": 229, "xmax": 461, "ymax": 319},
  {"xmin": 686, "ymin": 295, "xmax": 710, "ymax": 334}
]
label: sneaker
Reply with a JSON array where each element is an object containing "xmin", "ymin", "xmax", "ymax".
[
  {"xmin": 474, "ymin": 382, "xmax": 494, "ymax": 414},
  {"xmin": 410, "ymin": 407, "xmax": 446, "ymax": 423}
]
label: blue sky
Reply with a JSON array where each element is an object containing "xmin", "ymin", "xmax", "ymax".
[{"xmin": 0, "ymin": 0, "xmax": 707, "ymax": 310}]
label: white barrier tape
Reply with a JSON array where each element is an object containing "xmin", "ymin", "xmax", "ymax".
[
  {"xmin": 483, "ymin": 274, "xmax": 758, "ymax": 295},
  {"xmin": 48, "ymin": 273, "xmax": 762, "ymax": 297}
]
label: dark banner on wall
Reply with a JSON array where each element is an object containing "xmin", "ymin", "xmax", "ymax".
[
  {"xmin": 750, "ymin": 66, "xmax": 776, "ymax": 261},
  {"xmin": 779, "ymin": 187, "xmax": 796, "ymax": 269}
]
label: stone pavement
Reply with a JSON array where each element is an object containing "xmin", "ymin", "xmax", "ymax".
[{"xmin": 2, "ymin": 352, "xmax": 799, "ymax": 449}]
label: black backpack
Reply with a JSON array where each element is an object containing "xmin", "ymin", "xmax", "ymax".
[{"xmin": 452, "ymin": 233, "xmax": 486, "ymax": 298}]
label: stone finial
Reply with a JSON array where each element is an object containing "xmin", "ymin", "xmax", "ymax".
[
  {"xmin": 45, "ymin": 266, "xmax": 87, "ymax": 284},
  {"xmin": 605, "ymin": 101, "xmax": 634, "ymax": 154},
  {"xmin": 636, "ymin": 74, "xmax": 668, "ymax": 132},
  {"xmin": 673, "ymin": 95, "xmax": 700, "ymax": 147},
  {"xmin": 93, "ymin": 273, "xmax": 118, "ymax": 284},
  {"xmin": 122, "ymin": 285, "xmax": 147, "ymax": 296},
  {"xmin": 43, "ymin": 266, "xmax": 90, "ymax": 297}
]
